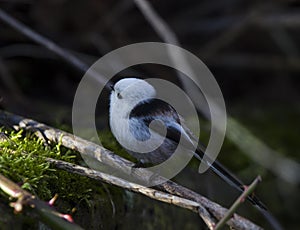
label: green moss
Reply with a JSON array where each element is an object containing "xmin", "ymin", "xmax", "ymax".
[{"xmin": 0, "ymin": 127, "xmax": 111, "ymax": 202}]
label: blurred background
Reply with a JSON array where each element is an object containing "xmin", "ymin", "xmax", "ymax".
[{"xmin": 0, "ymin": 0, "xmax": 299, "ymax": 229}]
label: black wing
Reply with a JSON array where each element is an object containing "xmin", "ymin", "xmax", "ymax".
[
  {"xmin": 130, "ymin": 98, "xmax": 180, "ymax": 123},
  {"xmin": 130, "ymin": 98, "xmax": 195, "ymax": 147}
]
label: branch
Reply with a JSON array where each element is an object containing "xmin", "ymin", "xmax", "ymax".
[
  {"xmin": 134, "ymin": 0, "xmax": 178, "ymax": 45},
  {"xmin": 0, "ymin": 109, "xmax": 263, "ymax": 230},
  {"xmin": 0, "ymin": 173, "xmax": 83, "ymax": 230},
  {"xmin": 0, "ymin": 8, "xmax": 108, "ymax": 87},
  {"xmin": 46, "ymin": 158, "xmax": 216, "ymax": 229},
  {"xmin": 214, "ymin": 176, "xmax": 262, "ymax": 230},
  {"xmin": 0, "ymin": 8, "xmax": 87, "ymax": 73}
]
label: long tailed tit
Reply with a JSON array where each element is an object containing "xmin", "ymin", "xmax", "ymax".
[{"xmin": 109, "ymin": 78, "xmax": 266, "ymax": 210}]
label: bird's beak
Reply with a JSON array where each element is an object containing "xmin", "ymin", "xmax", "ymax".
[
  {"xmin": 110, "ymin": 84, "xmax": 114, "ymax": 91},
  {"xmin": 104, "ymin": 81, "xmax": 115, "ymax": 91},
  {"xmin": 107, "ymin": 82, "xmax": 114, "ymax": 92}
]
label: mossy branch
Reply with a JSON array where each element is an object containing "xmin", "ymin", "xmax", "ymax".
[{"xmin": 0, "ymin": 109, "xmax": 263, "ymax": 230}]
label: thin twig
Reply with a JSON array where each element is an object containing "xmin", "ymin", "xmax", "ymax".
[
  {"xmin": 134, "ymin": 0, "xmax": 178, "ymax": 45},
  {"xmin": 0, "ymin": 8, "xmax": 109, "ymax": 87},
  {"xmin": 0, "ymin": 173, "xmax": 83, "ymax": 230},
  {"xmin": 0, "ymin": 8, "xmax": 88, "ymax": 73},
  {"xmin": 214, "ymin": 176, "xmax": 262, "ymax": 230},
  {"xmin": 0, "ymin": 109, "xmax": 263, "ymax": 230}
]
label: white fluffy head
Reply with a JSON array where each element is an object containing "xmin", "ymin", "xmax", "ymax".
[{"xmin": 110, "ymin": 78, "xmax": 156, "ymax": 118}]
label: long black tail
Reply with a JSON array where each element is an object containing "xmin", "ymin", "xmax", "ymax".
[{"xmin": 194, "ymin": 145, "xmax": 267, "ymax": 210}]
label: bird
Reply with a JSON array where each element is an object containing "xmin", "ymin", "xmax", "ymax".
[{"xmin": 109, "ymin": 77, "xmax": 267, "ymax": 210}]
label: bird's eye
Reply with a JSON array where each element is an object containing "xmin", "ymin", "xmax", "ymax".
[{"xmin": 117, "ymin": 92, "xmax": 122, "ymax": 99}]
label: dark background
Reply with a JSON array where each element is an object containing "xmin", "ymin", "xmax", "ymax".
[{"xmin": 0, "ymin": 0, "xmax": 299, "ymax": 229}]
